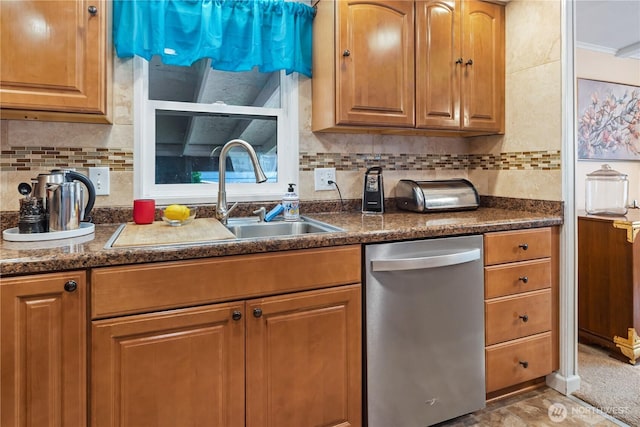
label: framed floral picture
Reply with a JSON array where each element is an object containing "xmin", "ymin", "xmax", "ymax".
[{"xmin": 577, "ymin": 78, "xmax": 640, "ymax": 160}]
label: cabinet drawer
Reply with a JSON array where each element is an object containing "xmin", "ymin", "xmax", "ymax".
[
  {"xmin": 484, "ymin": 228, "xmax": 551, "ymax": 265},
  {"xmin": 485, "ymin": 289, "xmax": 551, "ymax": 345},
  {"xmin": 91, "ymin": 245, "xmax": 361, "ymax": 319},
  {"xmin": 485, "ymin": 259, "xmax": 551, "ymax": 299},
  {"xmin": 485, "ymin": 332, "xmax": 552, "ymax": 393}
]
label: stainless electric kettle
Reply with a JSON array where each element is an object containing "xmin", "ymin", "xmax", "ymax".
[{"xmin": 30, "ymin": 169, "xmax": 96, "ymax": 228}]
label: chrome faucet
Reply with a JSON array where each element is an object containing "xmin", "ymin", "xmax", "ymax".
[{"xmin": 212, "ymin": 139, "xmax": 267, "ymax": 224}]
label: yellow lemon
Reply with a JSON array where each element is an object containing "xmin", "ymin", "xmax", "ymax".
[{"xmin": 164, "ymin": 204, "xmax": 190, "ymax": 221}]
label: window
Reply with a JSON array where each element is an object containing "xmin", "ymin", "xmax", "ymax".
[{"xmin": 134, "ymin": 56, "xmax": 299, "ymax": 204}]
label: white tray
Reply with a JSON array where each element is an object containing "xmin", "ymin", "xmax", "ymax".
[{"xmin": 3, "ymin": 222, "xmax": 95, "ymax": 242}]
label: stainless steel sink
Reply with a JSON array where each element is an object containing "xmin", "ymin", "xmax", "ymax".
[{"xmin": 225, "ymin": 216, "xmax": 343, "ymax": 239}]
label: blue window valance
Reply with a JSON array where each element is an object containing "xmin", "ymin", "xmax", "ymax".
[{"xmin": 113, "ymin": 0, "xmax": 316, "ymax": 77}]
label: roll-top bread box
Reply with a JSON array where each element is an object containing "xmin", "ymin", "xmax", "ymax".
[{"xmin": 396, "ymin": 179, "xmax": 479, "ymax": 213}]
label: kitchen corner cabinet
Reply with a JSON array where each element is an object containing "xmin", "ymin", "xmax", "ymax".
[
  {"xmin": 1, "ymin": 271, "xmax": 87, "ymax": 427},
  {"xmin": 90, "ymin": 246, "xmax": 362, "ymax": 427},
  {"xmin": 312, "ymin": 0, "xmax": 504, "ymax": 136},
  {"xmin": 0, "ymin": 0, "xmax": 112, "ymax": 123},
  {"xmin": 483, "ymin": 227, "xmax": 559, "ymax": 398}
]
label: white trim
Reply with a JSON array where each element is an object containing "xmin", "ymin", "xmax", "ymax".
[
  {"xmin": 575, "ymin": 41, "xmax": 619, "ymax": 57},
  {"xmin": 133, "ymin": 57, "xmax": 299, "ymax": 205},
  {"xmin": 576, "ymin": 41, "xmax": 640, "ymax": 60},
  {"xmin": 615, "ymin": 41, "xmax": 640, "ymax": 59},
  {"xmin": 546, "ymin": 0, "xmax": 580, "ymax": 396},
  {"xmin": 133, "ymin": 57, "xmax": 147, "ymax": 199}
]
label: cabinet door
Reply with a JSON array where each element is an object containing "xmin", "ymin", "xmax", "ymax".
[
  {"xmin": 91, "ymin": 303, "xmax": 245, "ymax": 427},
  {"xmin": 1, "ymin": 271, "xmax": 87, "ymax": 427},
  {"xmin": 416, "ymin": 0, "xmax": 461, "ymax": 129},
  {"xmin": 246, "ymin": 285, "xmax": 362, "ymax": 427},
  {"xmin": 337, "ymin": 1, "xmax": 414, "ymax": 126},
  {"xmin": 460, "ymin": 0, "xmax": 504, "ymax": 132},
  {"xmin": 0, "ymin": 0, "xmax": 110, "ymax": 122}
]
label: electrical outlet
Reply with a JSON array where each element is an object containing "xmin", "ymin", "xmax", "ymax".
[
  {"xmin": 89, "ymin": 167, "xmax": 110, "ymax": 195},
  {"xmin": 314, "ymin": 168, "xmax": 336, "ymax": 191}
]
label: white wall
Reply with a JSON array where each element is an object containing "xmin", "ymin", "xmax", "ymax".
[{"xmin": 575, "ymin": 49, "xmax": 640, "ymax": 210}]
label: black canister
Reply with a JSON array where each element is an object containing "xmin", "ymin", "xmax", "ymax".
[
  {"xmin": 18, "ymin": 215, "xmax": 46, "ymax": 233},
  {"xmin": 18, "ymin": 197, "xmax": 47, "ymax": 233}
]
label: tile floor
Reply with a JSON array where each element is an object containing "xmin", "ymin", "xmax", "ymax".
[{"xmin": 434, "ymin": 387, "xmax": 628, "ymax": 426}]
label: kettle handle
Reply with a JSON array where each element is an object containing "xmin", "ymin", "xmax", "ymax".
[
  {"xmin": 65, "ymin": 171, "xmax": 96, "ymax": 222},
  {"xmin": 365, "ymin": 166, "xmax": 383, "ymax": 175}
]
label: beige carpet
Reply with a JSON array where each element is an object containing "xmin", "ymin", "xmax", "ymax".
[{"xmin": 573, "ymin": 343, "xmax": 640, "ymax": 426}]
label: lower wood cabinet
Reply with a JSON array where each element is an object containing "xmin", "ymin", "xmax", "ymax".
[
  {"xmin": 485, "ymin": 332, "xmax": 553, "ymax": 393},
  {"xmin": 92, "ymin": 302, "xmax": 246, "ymax": 427},
  {"xmin": 245, "ymin": 286, "xmax": 361, "ymax": 427},
  {"xmin": 483, "ymin": 227, "xmax": 559, "ymax": 398},
  {"xmin": 1, "ymin": 271, "xmax": 87, "ymax": 427},
  {"xmin": 90, "ymin": 245, "xmax": 362, "ymax": 427}
]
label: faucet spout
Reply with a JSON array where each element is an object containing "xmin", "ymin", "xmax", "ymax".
[{"xmin": 214, "ymin": 139, "xmax": 267, "ymax": 223}]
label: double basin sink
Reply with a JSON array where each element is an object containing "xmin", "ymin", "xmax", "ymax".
[
  {"xmin": 105, "ymin": 216, "xmax": 344, "ymax": 249},
  {"xmin": 224, "ymin": 216, "xmax": 343, "ymax": 239}
]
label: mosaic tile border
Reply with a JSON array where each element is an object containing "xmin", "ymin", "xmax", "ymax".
[
  {"xmin": 300, "ymin": 150, "xmax": 562, "ymax": 171},
  {"xmin": 0, "ymin": 147, "xmax": 560, "ymax": 172},
  {"xmin": 0, "ymin": 146, "xmax": 134, "ymax": 172}
]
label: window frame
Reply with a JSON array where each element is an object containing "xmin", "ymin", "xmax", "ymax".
[{"xmin": 133, "ymin": 56, "xmax": 299, "ymax": 205}]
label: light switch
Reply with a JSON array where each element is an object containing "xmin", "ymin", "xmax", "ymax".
[{"xmin": 89, "ymin": 167, "xmax": 110, "ymax": 195}]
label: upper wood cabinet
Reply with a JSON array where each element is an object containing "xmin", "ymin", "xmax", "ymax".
[
  {"xmin": 417, "ymin": 0, "xmax": 504, "ymax": 132},
  {"xmin": 312, "ymin": 0, "xmax": 505, "ymax": 136},
  {"xmin": 335, "ymin": 1, "xmax": 415, "ymax": 127},
  {"xmin": 1, "ymin": 271, "xmax": 87, "ymax": 427},
  {"xmin": 0, "ymin": 0, "xmax": 112, "ymax": 123}
]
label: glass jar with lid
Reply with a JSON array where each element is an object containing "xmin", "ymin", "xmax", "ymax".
[{"xmin": 585, "ymin": 164, "xmax": 629, "ymax": 215}]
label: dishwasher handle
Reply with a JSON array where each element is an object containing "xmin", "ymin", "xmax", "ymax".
[{"xmin": 371, "ymin": 248, "xmax": 481, "ymax": 272}]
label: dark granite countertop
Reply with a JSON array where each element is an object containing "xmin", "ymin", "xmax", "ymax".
[{"xmin": 1, "ymin": 204, "xmax": 563, "ymax": 277}]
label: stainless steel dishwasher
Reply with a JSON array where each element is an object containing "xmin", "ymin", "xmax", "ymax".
[{"xmin": 365, "ymin": 235, "xmax": 485, "ymax": 427}]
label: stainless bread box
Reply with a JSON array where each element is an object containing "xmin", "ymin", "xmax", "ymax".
[{"xmin": 396, "ymin": 179, "xmax": 479, "ymax": 212}]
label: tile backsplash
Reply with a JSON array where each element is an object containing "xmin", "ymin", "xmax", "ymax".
[
  {"xmin": 1, "ymin": 0, "xmax": 564, "ymax": 213},
  {"xmin": 0, "ymin": 142, "xmax": 561, "ymax": 213},
  {"xmin": 300, "ymin": 151, "xmax": 561, "ymax": 172},
  {"xmin": 1, "ymin": 147, "xmax": 560, "ymax": 174},
  {"xmin": 1, "ymin": 146, "xmax": 134, "ymax": 172}
]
